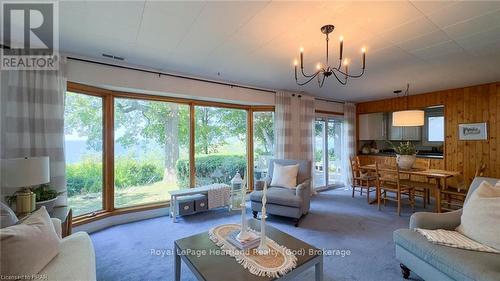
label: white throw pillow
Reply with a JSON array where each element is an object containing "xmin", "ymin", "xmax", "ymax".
[
  {"xmin": 0, "ymin": 206, "xmax": 60, "ymax": 277},
  {"xmin": 456, "ymin": 180, "xmax": 500, "ymax": 251},
  {"xmin": 270, "ymin": 163, "xmax": 299, "ymax": 189}
]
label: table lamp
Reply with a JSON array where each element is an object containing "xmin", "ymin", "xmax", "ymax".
[{"xmin": 1, "ymin": 156, "xmax": 50, "ymax": 214}]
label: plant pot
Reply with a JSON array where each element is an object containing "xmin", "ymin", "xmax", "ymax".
[
  {"xmin": 35, "ymin": 197, "xmax": 58, "ymax": 212},
  {"xmin": 396, "ymin": 154, "xmax": 416, "ymax": 170}
]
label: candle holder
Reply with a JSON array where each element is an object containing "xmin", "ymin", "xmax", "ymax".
[
  {"xmin": 236, "ymin": 175, "xmax": 253, "ymax": 241},
  {"xmin": 257, "ymin": 181, "xmax": 270, "ymax": 254}
]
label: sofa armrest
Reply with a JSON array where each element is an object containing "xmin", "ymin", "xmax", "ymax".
[
  {"xmin": 409, "ymin": 209, "xmax": 462, "ymax": 230},
  {"xmin": 51, "ymin": 218, "xmax": 62, "ymax": 239},
  {"xmin": 295, "ymin": 180, "xmax": 311, "ymax": 197},
  {"xmin": 254, "ymin": 180, "xmax": 265, "ymax": 191}
]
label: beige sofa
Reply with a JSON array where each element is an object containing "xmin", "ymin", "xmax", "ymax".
[{"xmin": 39, "ymin": 218, "xmax": 97, "ymax": 281}]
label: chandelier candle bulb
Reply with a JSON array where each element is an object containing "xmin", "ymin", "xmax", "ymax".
[
  {"xmin": 339, "ymin": 36, "xmax": 344, "ymax": 60},
  {"xmin": 362, "ymin": 47, "xmax": 366, "ymax": 69}
]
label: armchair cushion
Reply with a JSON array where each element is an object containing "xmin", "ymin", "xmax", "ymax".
[
  {"xmin": 250, "ymin": 187, "xmax": 302, "ymax": 208},
  {"xmin": 267, "ymin": 159, "xmax": 311, "ymax": 186},
  {"xmin": 270, "ymin": 163, "xmax": 299, "ymax": 189}
]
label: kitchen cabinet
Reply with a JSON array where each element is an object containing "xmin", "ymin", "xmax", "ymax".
[
  {"xmin": 359, "ymin": 113, "xmax": 386, "ymax": 140},
  {"xmin": 387, "ymin": 113, "xmax": 421, "ymax": 141}
]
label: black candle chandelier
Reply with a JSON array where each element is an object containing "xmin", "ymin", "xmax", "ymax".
[{"xmin": 294, "ymin": 24, "xmax": 366, "ymax": 87}]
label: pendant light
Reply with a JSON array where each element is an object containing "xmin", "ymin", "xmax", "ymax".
[{"xmin": 392, "ymin": 84, "xmax": 424, "ymax": 126}]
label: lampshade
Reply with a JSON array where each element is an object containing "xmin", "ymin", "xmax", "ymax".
[
  {"xmin": 392, "ymin": 110, "xmax": 425, "ymax": 126},
  {"xmin": 1, "ymin": 157, "xmax": 50, "ymax": 188}
]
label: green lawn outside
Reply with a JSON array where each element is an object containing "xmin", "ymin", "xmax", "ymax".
[{"xmin": 68, "ymin": 181, "xmax": 180, "ymax": 217}]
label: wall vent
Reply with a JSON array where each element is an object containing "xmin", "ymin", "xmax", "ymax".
[{"xmin": 102, "ymin": 53, "xmax": 125, "ymax": 61}]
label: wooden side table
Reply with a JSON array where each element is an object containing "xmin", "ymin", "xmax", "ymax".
[{"xmin": 49, "ymin": 207, "xmax": 72, "ymax": 238}]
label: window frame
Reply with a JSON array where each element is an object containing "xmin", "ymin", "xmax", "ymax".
[
  {"xmin": 422, "ymin": 106, "xmax": 445, "ymax": 147},
  {"xmin": 67, "ymin": 82, "xmax": 274, "ymax": 226}
]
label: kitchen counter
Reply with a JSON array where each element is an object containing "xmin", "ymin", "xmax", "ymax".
[{"xmin": 359, "ymin": 152, "xmax": 444, "ymax": 159}]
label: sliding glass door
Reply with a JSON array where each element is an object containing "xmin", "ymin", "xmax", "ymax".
[{"xmin": 314, "ymin": 116, "xmax": 343, "ymax": 190}]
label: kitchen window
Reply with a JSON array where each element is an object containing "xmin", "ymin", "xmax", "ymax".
[{"xmin": 423, "ymin": 106, "xmax": 444, "ymax": 146}]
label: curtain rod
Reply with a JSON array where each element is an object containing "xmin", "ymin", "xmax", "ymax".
[
  {"xmin": 67, "ymin": 56, "xmax": 276, "ymax": 94},
  {"xmin": 65, "ymin": 56, "xmax": 345, "ymax": 104}
]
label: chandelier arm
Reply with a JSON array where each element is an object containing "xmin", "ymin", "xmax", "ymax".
[
  {"xmin": 300, "ymin": 67, "xmax": 317, "ymax": 78},
  {"xmin": 296, "ymin": 72, "xmax": 320, "ymax": 86},
  {"xmin": 336, "ymin": 67, "xmax": 365, "ymax": 78},
  {"xmin": 319, "ymin": 73, "xmax": 327, "ymax": 88},
  {"xmin": 331, "ymin": 69, "xmax": 348, "ymax": 85}
]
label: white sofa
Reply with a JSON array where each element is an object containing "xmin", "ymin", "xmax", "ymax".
[{"xmin": 39, "ymin": 218, "xmax": 97, "ymax": 281}]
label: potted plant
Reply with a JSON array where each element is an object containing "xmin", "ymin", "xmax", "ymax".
[
  {"xmin": 5, "ymin": 184, "xmax": 62, "ymax": 213},
  {"xmin": 387, "ymin": 141, "xmax": 417, "ymax": 170},
  {"xmin": 32, "ymin": 184, "xmax": 62, "ymax": 212}
]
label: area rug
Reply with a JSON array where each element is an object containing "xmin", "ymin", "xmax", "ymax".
[{"xmin": 208, "ymin": 223, "xmax": 297, "ymax": 278}]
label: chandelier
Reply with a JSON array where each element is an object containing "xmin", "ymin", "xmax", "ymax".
[{"xmin": 294, "ymin": 24, "xmax": 366, "ymax": 87}]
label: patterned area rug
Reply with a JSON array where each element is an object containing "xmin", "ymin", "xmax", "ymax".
[{"xmin": 208, "ymin": 224, "xmax": 297, "ymax": 278}]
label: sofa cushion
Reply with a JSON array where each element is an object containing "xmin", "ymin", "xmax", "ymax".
[
  {"xmin": 250, "ymin": 187, "xmax": 302, "ymax": 208},
  {"xmin": 270, "ymin": 163, "xmax": 299, "ymax": 189},
  {"xmin": 0, "ymin": 206, "xmax": 60, "ymax": 277},
  {"xmin": 394, "ymin": 229, "xmax": 500, "ymax": 281},
  {"xmin": 457, "ymin": 180, "xmax": 500, "ymax": 251},
  {"xmin": 39, "ymin": 232, "xmax": 96, "ymax": 281}
]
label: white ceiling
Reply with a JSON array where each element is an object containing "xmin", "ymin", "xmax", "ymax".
[{"xmin": 59, "ymin": 1, "xmax": 500, "ymax": 102}]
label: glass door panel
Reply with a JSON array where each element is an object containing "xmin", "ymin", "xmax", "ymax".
[
  {"xmin": 328, "ymin": 118, "xmax": 343, "ymax": 186},
  {"xmin": 314, "ymin": 119, "xmax": 326, "ymax": 188}
]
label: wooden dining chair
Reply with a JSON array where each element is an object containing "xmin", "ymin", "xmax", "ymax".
[
  {"xmin": 401, "ymin": 159, "xmax": 433, "ymax": 208},
  {"xmin": 374, "ymin": 163, "xmax": 415, "ymax": 216},
  {"xmin": 441, "ymin": 161, "xmax": 486, "ymax": 211},
  {"xmin": 350, "ymin": 156, "xmax": 377, "ymax": 203}
]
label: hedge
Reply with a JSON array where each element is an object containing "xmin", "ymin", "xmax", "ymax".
[
  {"xmin": 67, "ymin": 157, "xmax": 163, "ymax": 196},
  {"xmin": 176, "ymin": 154, "xmax": 246, "ymax": 187},
  {"xmin": 67, "ymin": 154, "xmax": 246, "ymax": 196}
]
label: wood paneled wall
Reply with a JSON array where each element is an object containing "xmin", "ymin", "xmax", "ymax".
[{"xmin": 356, "ymin": 82, "xmax": 500, "ymax": 186}]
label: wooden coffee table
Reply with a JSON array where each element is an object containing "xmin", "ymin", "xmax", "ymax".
[{"xmin": 174, "ymin": 219, "xmax": 323, "ymax": 281}]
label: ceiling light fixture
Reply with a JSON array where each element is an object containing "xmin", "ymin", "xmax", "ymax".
[
  {"xmin": 392, "ymin": 83, "xmax": 424, "ymax": 127},
  {"xmin": 294, "ymin": 24, "xmax": 366, "ymax": 88}
]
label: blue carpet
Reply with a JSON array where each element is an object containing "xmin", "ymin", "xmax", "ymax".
[{"xmin": 91, "ymin": 188, "xmax": 427, "ymax": 281}]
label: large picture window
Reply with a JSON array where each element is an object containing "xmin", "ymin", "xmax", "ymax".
[
  {"xmin": 113, "ymin": 98, "xmax": 190, "ymax": 208},
  {"xmin": 66, "ymin": 82, "xmax": 273, "ymax": 223},
  {"xmin": 64, "ymin": 91, "xmax": 104, "ymax": 216},
  {"xmin": 194, "ymin": 106, "xmax": 247, "ymax": 186},
  {"xmin": 253, "ymin": 111, "xmax": 274, "ymax": 181}
]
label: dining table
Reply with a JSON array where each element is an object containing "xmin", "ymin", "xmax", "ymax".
[{"xmin": 359, "ymin": 164, "xmax": 460, "ymax": 213}]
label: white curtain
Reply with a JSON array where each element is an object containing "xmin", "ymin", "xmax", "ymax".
[
  {"xmin": 297, "ymin": 95, "xmax": 315, "ymax": 161},
  {"xmin": 342, "ymin": 102, "xmax": 356, "ymax": 187},
  {"xmin": 0, "ymin": 59, "xmax": 68, "ymax": 205},
  {"xmin": 274, "ymin": 91, "xmax": 293, "ymax": 159},
  {"xmin": 274, "ymin": 92, "xmax": 315, "ymax": 194}
]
